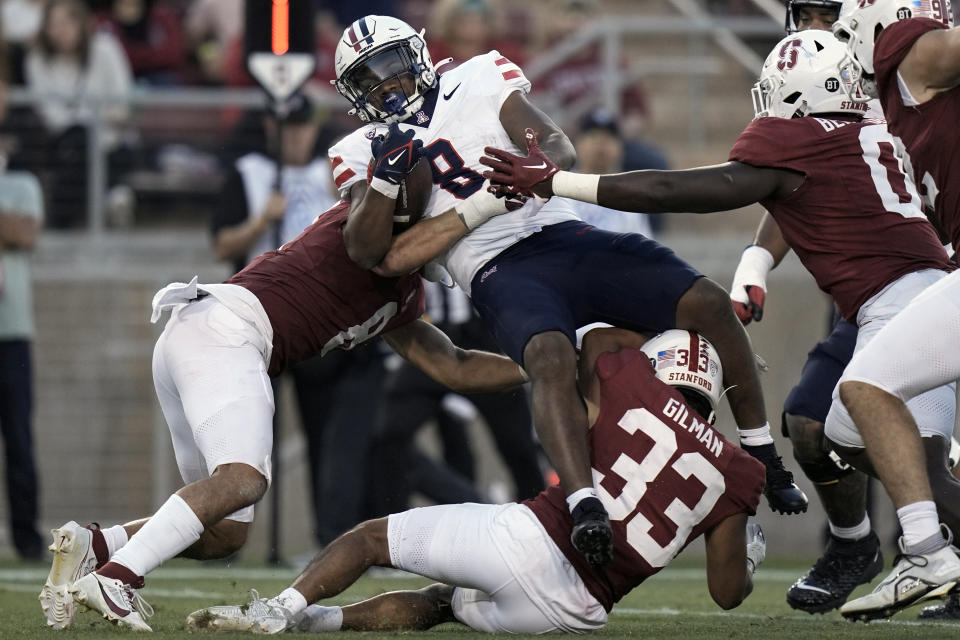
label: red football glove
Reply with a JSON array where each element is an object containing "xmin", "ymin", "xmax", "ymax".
[
  {"xmin": 732, "ymin": 285, "xmax": 766, "ymax": 325},
  {"xmin": 730, "ymin": 245, "xmax": 774, "ymax": 326},
  {"xmin": 479, "ymin": 128, "xmax": 560, "ymax": 198}
]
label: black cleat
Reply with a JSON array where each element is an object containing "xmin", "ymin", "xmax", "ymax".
[
  {"xmin": 744, "ymin": 444, "xmax": 809, "ymax": 515},
  {"xmin": 787, "ymin": 532, "xmax": 884, "ymax": 614},
  {"xmin": 570, "ymin": 497, "xmax": 613, "ymax": 569},
  {"xmin": 918, "ymin": 593, "xmax": 960, "ymax": 620}
]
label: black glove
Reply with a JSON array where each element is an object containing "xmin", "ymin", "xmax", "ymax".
[{"xmin": 369, "ymin": 122, "xmax": 424, "ymax": 198}]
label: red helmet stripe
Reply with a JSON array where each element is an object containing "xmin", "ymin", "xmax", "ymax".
[{"xmin": 687, "ymin": 331, "xmax": 700, "ymax": 373}]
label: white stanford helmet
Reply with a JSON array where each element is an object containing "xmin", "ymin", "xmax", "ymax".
[
  {"xmin": 832, "ymin": 0, "xmax": 954, "ymax": 101},
  {"xmin": 752, "ymin": 30, "xmax": 863, "ymax": 119},
  {"xmin": 333, "ymin": 15, "xmax": 438, "ymax": 123},
  {"xmin": 640, "ymin": 330, "xmax": 723, "ymax": 424},
  {"xmin": 786, "ymin": 0, "xmax": 843, "ymax": 33}
]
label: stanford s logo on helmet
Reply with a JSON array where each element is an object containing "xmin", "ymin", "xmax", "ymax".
[
  {"xmin": 753, "ymin": 30, "xmax": 863, "ymax": 118},
  {"xmin": 640, "ymin": 330, "xmax": 724, "ymax": 424},
  {"xmin": 333, "ymin": 15, "xmax": 439, "ymax": 124},
  {"xmin": 777, "ymin": 38, "xmax": 804, "ymax": 70}
]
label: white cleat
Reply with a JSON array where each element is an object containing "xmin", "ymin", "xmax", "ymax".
[
  {"xmin": 186, "ymin": 589, "xmax": 297, "ymax": 634},
  {"xmin": 840, "ymin": 543, "xmax": 960, "ymax": 621},
  {"xmin": 38, "ymin": 521, "xmax": 99, "ymax": 629},
  {"xmin": 70, "ymin": 572, "xmax": 154, "ymax": 631}
]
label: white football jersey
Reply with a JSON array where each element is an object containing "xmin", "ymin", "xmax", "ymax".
[{"xmin": 329, "ymin": 51, "xmax": 579, "ymax": 294}]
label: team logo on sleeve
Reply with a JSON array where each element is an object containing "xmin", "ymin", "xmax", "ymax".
[{"xmin": 776, "ymin": 38, "xmax": 804, "ymax": 71}]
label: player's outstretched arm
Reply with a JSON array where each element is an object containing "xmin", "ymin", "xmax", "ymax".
[
  {"xmin": 903, "ymin": 26, "xmax": 960, "ymax": 101},
  {"xmin": 703, "ymin": 513, "xmax": 758, "ymax": 610},
  {"xmin": 481, "ymin": 138, "xmax": 800, "ymax": 213},
  {"xmin": 383, "ymin": 319, "xmax": 527, "ymax": 393}
]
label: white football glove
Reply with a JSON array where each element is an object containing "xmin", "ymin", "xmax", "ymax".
[
  {"xmin": 730, "ymin": 245, "xmax": 774, "ymax": 325},
  {"xmin": 455, "ymin": 182, "xmax": 527, "ymax": 231},
  {"xmin": 745, "ymin": 522, "xmax": 766, "ymax": 574}
]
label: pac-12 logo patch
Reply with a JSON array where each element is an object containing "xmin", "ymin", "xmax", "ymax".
[{"xmin": 777, "ymin": 38, "xmax": 803, "ymax": 71}]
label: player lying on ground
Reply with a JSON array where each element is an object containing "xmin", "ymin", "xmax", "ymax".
[
  {"xmin": 328, "ymin": 14, "xmax": 807, "ymax": 577},
  {"xmin": 187, "ymin": 327, "xmax": 766, "ymax": 634},
  {"xmin": 37, "ymin": 132, "xmax": 529, "ymax": 632},
  {"xmin": 480, "ymin": 27, "xmax": 960, "ymax": 622}
]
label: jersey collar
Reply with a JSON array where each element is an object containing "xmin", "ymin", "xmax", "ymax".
[{"xmin": 401, "ymin": 86, "xmax": 439, "ymax": 127}]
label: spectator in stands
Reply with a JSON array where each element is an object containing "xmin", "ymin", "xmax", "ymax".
[
  {"xmin": 0, "ymin": 0, "xmax": 44, "ymax": 84},
  {"xmin": 97, "ymin": 0, "xmax": 186, "ymax": 85},
  {"xmin": 367, "ymin": 280, "xmax": 545, "ymax": 517},
  {"xmin": 0, "ymin": 85, "xmax": 44, "ymax": 557},
  {"xmin": 426, "ymin": 0, "xmax": 527, "ymax": 70},
  {"xmin": 566, "ymin": 108, "xmax": 655, "ymax": 236},
  {"xmin": 210, "ymin": 93, "xmax": 382, "ymax": 548},
  {"xmin": 25, "ymin": 0, "xmax": 133, "ymax": 228},
  {"xmin": 184, "ymin": 0, "xmax": 242, "ymax": 85},
  {"xmin": 532, "ymin": 0, "xmax": 651, "ymax": 151}
]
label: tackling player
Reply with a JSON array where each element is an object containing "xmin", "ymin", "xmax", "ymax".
[
  {"xmin": 326, "ymin": 15, "xmax": 807, "ymax": 573},
  {"xmin": 37, "ymin": 148, "xmax": 526, "ymax": 631},
  {"xmin": 826, "ymin": 0, "xmax": 960, "ymax": 621},
  {"xmin": 731, "ymin": 0, "xmax": 880, "ymax": 615},
  {"xmin": 480, "ymin": 28, "xmax": 960, "ymax": 620},
  {"xmin": 185, "ymin": 328, "xmax": 767, "ymax": 634}
]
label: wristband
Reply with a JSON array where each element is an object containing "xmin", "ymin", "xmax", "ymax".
[
  {"xmin": 369, "ymin": 176, "xmax": 400, "ymax": 200},
  {"xmin": 552, "ymin": 171, "xmax": 600, "ymax": 204}
]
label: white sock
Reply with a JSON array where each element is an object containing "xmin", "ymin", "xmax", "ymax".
[
  {"xmin": 897, "ymin": 501, "xmax": 942, "ymax": 551},
  {"xmin": 829, "ymin": 515, "xmax": 871, "ymax": 541},
  {"xmin": 101, "ymin": 525, "xmax": 129, "ymax": 556},
  {"xmin": 274, "ymin": 588, "xmax": 308, "ymax": 616},
  {"xmin": 299, "ymin": 605, "xmax": 343, "ymax": 632},
  {"xmin": 566, "ymin": 487, "xmax": 599, "ymax": 513},
  {"xmin": 110, "ymin": 494, "xmax": 204, "ymax": 576},
  {"xmin": 738, "ymin": 423, "xmax": 774, "ymax": 446}
]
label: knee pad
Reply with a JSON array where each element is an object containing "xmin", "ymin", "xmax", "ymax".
[{"xmin": 783, "ymin": 412, "xmax": 855, "ymax": 485}]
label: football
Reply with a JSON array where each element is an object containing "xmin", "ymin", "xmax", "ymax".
[{"xmin": 393, "ymin": 158, "xmax": 433, "ymax": 234}]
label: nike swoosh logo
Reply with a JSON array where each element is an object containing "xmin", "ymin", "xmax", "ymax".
[
  {"xmin": 793, "ymin": 582, "xmax": 832, "ymax": 596},
  {"xmin": 524, "ymin": 162, "xmax": 547, "ymax": 169},
  {"xmin": 387, "ymin": 151, "xmax": 406, "ymax": 166},
  {"xmin": 443, "ymin": 83, "xmax": 462, "ymax": 100}
]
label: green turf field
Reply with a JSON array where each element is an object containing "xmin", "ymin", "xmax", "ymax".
[{"xmin": 2, "ymin": 559, "xmax": 958, "ymax": 638}]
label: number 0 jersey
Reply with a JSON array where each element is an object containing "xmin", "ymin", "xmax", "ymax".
[
  {"xmin": 227, "ymin": 201, "xmax": 425, "ymax": 376},
  {"xmin": 729, "ymin": 116, "xmax": 953, "ymax": 321},
  {"xmin": 524, "ymin": 348, "xmax": 765, "ymax": 611},
  {"xmin": 874, "ymin": 18, "xmax": 960, "ymax": 253},
  {"xmin": 328, "ymin": 51, "xmax": 579, "ymax": 294}
]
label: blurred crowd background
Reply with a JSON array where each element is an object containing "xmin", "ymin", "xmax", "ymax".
[{"xmin": 2, "ymin": 0, "xmax": 950, "ymax": 564}]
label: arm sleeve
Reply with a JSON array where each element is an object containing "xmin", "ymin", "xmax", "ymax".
[
  {"xmin": 469, "ymin": 50, "xmax": 532, "ymax": 111},
  {"xmin": 328, "ymin": 127, "xmax": 377, "ymax": 198}
]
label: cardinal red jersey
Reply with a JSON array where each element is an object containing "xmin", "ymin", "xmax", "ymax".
[
  {"xmin": 523, "ymin": 348, "xmax": 765, "ymax": 611},
  {"xmin": 729, "ymin": 116, "xmax": 953, "ymax": 321},
  {"xmin": 874, "ymin": 18, "xmax": 960, "ymax": 251},
  {"xmin": 227, "ymin": 201, "xmax": 425, "ymax": 376}
]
